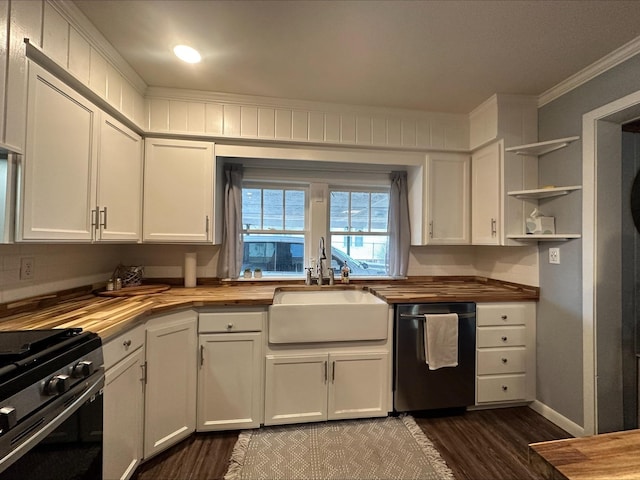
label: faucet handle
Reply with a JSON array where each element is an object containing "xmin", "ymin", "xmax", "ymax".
[{"xmin": 328, "ymin": 268, "xmax": 335, "ymax": 285}]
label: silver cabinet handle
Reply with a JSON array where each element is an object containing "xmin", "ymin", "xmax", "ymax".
[
  {"xmin": 91, "ymin": 209, "xmax": 98, "ymax": 230},
  {"xmin": 200, "ymin": 345, "xmax": 205, "ymax": 367},
  {"xmin": 491, "ymin": 218, "xmax": 497, "ymax": 237},
  {"xmin": 324, "ymin": 361, "xmax": 328, "ymax": 383},
  {"xmin": 332, "ymin": 361, "xmax": 336, "ymax": 384},
  {"xmin": 100, "ymin": 207, "xmax": 108, "ymax": 229},
  {"xmin": 205, "ymin": 215, "xmax": 210, "ymax": 234}
]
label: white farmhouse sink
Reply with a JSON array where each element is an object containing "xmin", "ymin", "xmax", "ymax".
[{"xmin": 268, "ymin": 288, "xmax": 389, "ymax": 343}]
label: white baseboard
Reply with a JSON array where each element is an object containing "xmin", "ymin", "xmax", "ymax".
[{"xmin": 529, "ymin": 400, "xmax": 585, "ymax": 438}]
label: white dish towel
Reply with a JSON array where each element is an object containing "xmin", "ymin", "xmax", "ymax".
[{"xmin": 423, "ymin": 313, "xmax": 459, "ymax": 370}]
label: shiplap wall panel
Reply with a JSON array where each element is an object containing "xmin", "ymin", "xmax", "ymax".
[
  {"xmin": 5, "ymin": 0, "xmax": 42, "ymax": 151},
  {"xmin": 106, "ymin": 64, "xmax": 122, "ymax": 109},
  {"xmin": 144, "ymin": 94, "xmax": 470, "ymax": 151},
  {"xmin": 275, "ymin": 109, "xmax": 292, "ymax": 139},
  {"xmin": 372, "ymin": 117, "xmax": 386, "ymax": 145},
  {"xmin": 224, "ymin": 105, "xmax": 241, "ymax": 137},
  {"xmin": 291, "ymin": 110, "xmax": 308, "ymax": 140},
  {"xmin": 42, "ymin": 2, "xmax": 68, "ymax": 68},
  {"xmin": 240, "ymin": 106, "xmax": 258, "ymax": 137},
  {"xmin": 205, "ymin": 104, "xmax": 223, "ymax": 135},
  {"xmin": 258, "ymin": 108, "xmax": 275, "ymax": 138},
  {"xmin": 356, "ymin": 116, "xmax": 372, "ymax": 145},
  {"xmin": 308, "ymin": 111, "xmax": 324, "ymax": 142},
  {"xmin": 68, "ymin": 27, "xmax": 90, "ymax": 84},
  {"xmin": 325, "ymin": 113, "xmax": 340, "ymax": 143}
]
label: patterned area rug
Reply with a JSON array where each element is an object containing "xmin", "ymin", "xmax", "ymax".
[{"xmin": 224, "ymin": 416, "xmax": 455, "ymax": 480}]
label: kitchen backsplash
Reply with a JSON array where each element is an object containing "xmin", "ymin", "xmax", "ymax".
[{"xmin": 0, "ymin": 243, "xmax": 538, "ymax": 304}]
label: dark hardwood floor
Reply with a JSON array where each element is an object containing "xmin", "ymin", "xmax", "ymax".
[{"xmin": 132, "ymin": 406, "xmax": 571, "ymax": 480}]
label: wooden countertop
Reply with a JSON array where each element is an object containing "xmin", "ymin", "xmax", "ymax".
[
  {"xmin": 529, "ymin": 429, "xmax": 640, "ymax": 479},
  {"xmin": 0, "ymin": 277, "xmax": 538, "ymax": 341}
]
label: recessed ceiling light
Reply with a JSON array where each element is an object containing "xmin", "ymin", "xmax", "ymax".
[{"xmin": 173, "ymin": 45, "xmax": 201, "ymax": 64}]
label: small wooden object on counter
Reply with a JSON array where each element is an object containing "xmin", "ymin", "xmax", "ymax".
[{"xmin": 98, "ymin": 284, "xmax": 171, "ymax": 297}]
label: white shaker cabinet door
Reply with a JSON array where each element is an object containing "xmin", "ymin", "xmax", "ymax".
[
  {"xmin": 426, "ymin": 154, "xmax": 470, "ymax": 244},
  {"xmin": 96, "ymin": 114, "xmax": 142, "ymax": 242},
  {"xmin": 143, "ymin": 138, "xmax": 214, "ymax": 243},
  {"xmin": 471, "ymin": 141, "xmax": 502, "ymax": 245},
  {"xmin": 197, "ymin": 332, "xmax": 262, "ymax": 431},
  {"xmin": 103, "ymin": 347, "xmax": 144, "ymax": 480},
  {"xmin": 20, "ymin": 63, "xmax": 98, "ymax": 241},
  {"xmin": 144, "ymin": 310, "xmax": 197, "ymax": 459}
]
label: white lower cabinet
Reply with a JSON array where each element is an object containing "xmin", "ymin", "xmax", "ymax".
[
  {"xmin": 264, "ymin": 351, "xmax": 389, "ymax": 426},
  {"xmin": 103, "ymin": 325, "xmax": 145, "ymax": 480},
  {"xmin": 144, "ymin": 310, "xmax": 197, "ymax": 459},
  {"xmin": 197, "ymin": 309, "xmax": 265, "ymax": 431},
  {"xmin": 475, "ymin": 302, "xmax": 536, "ymax": 405}
]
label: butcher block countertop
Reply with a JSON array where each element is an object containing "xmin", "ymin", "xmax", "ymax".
[
  {"xmin": 0, "ymin": 276, "xmax": 538, "ymax": 341},
  {"xmin": 529, "ymin": 429, "xmax": 640, "ymax": 479}
]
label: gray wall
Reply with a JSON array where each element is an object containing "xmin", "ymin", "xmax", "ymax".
[{"xmin": 538, "ymin": 54, "xmax": 640, "ymax": 429}]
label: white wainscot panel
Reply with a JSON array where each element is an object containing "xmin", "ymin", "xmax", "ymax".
[
  {"xmin": 188, "ymin": 102, "xmax": 205, "ymax": 133},
  {"xmin": 372, "ymin": 117, "xmax": 386, "ymax": 145},
  {"xmin": 325, "ymin": 113, "xmax": 340, "ymax": 143},
  {"xmin": 416, "ymin": 120, "xmax": 430, "ymax": 147},
  {"xmin": 356, "ymin": 116, "xmax": 372, "ymax": 145},
  {"xmin": 402, "ymin": 119, "xmax": 416, "ymax": 147},
  {"xmin": 148, "ymin": 98, "xmax": 169, "ymax": 131},
  {"xmin": 68, "ymin": 27, "xmax": 90, "ymax": 84},
  {"xmin": 341, "ymin": 113, "xmax": 356, "ymax": 144},
  {"xmin": 275, "ymin": 109, "xmax": 292, "ymax": 139},
  {"xmin": 224, "ymin": 105, "xmax": 241, "ymax": 137},
  {"xmin": 240, "ymin": 106, "xmax": 258, "ymax": 137},
  {"xmin": 308, "ymin": 111, "xmax": 324, "ymax": 142},
  {"xmin": 258, "ymin": 108, "xmax": 275, "ymax": 138},
  {"xmin": 205, "ymin": 104, "xmax": 223, "ymax": 135},
  {"xmin": 387, "ymin": 118, "xmax": 402, "ymax": 146},
  {"xmin": 42, "ymin": 2, "xmax": 68, "ymax": 68},
  {"xmin": 106, "ymin": 64, "xmax": 122, "ymax": 110},
  {"xmin": 292, "ymin": 111, "xmax": 308, "ymax": 140},
  {"xmin": 89, "ymin": 48, "xmax": 108, "ymax": 99}
]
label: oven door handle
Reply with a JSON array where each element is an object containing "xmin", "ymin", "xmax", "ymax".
[{"xmin": 0, "ymin": 372, "xmax": 105, "ymax": 474}]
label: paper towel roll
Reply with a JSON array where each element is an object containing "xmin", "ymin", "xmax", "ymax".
[{"xmin": 184, "ymin": 252, "xmax": 197, "ymax": 288}]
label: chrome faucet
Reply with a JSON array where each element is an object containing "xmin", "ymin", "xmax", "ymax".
[{"xmin": 317, "ymin": 237, "xmax": 327, "ymax": 285}]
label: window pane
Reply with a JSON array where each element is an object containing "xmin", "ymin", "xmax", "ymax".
[
  {"xmin": 242, "ymin": 188, "xmax": 262, "ymax": 230},
  {"xmin": 263, "ymin": 189, "xmax": 283, "ymax": 230},
  {"xmin": 371, "ymin": 192, "xmax": 389, "ymax": 232},
  {"xmin": 241, "ymin": 234, "xmax": 305, "ymax": 276},
  {"xmin": 285, "ymin": 190, "xmax": 305, "ymax": 230},
  {"xmin": 330, "ymin": 191, "xmax": 349, "ymax": 231},
  {"xmin": 330, "ymin": 235, "xmax": 388, "ymax": 276},
  {"xmin": 351, "ymin": 192, "xmax": 370, "ymax": 231}
]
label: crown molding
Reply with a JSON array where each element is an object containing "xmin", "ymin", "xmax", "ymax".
[
  {"xmin": 538, "ymin": 35, "xmax": 640, "ymax": 107},
  {"xmin": 49, "ymin": 0, "xmax": 148, "ymax": 94}
]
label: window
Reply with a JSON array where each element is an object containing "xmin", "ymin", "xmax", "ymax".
[
  {"xmin": 241, "ymin": 184, "xmax": 307, "ymax": 276},
  {"xmin": 329, "ymin": 189, "xmax": 389, "ymax": 276}
]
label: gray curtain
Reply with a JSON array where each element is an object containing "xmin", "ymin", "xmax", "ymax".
[
  {"xmin": 218, "ymin": 164, "xmax": 244, "ymax": 278},
  {"xmin": 387, "ymin": 171, "xmax": 411, "ymax": 277}
]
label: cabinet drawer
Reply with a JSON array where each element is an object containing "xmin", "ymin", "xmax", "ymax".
[
  {"xmin": 477, "ymin": 375, "xmax": 526, "ymax": 403},
  {"xmin": 103, "ymin": 323, "xmax": 145, "ymax": 370},
  {"xmin": 199, "ymin": 310, "xmax": 264, "ymax": 333},
  {"xmin": 477, "ymin": 326, "xmax": 526, "ymax": 348},
  {"xmin": 477, "ymin": 348, "xmax": 526, "ymax": 375},
  {"xmin": 477, "ymin": 303, "xmax": 533, "ymax": 326}
]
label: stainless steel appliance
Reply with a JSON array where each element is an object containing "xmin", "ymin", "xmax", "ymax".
[
  {"xmin": 394, "ymin": 303, "xmax": 476, "ymax": 411},
  {"xmin": 0, "ymin": 328, "xmax": 104, "ymax": 479}
]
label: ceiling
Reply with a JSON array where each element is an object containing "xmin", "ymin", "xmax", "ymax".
[{"xmin": 73, "ymin": 0, "xmax": 640, "ymax": 114}]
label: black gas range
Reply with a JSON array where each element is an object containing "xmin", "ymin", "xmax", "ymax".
[{"xmin": 0, "ymin": 328, "xmax": 104, "ymax": 479}]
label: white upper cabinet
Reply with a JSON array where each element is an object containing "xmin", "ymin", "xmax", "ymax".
[
  {"xmin": 96, "ymin": 114, "xmax": 143, "ymax": 242},
  {"xmin": 18, "ymin": 64, "xmax": 143, "ymax": 242},
  {"xmin": 143, "ymin": 138, "xmax": 217, "ymax": 243},
  {"xmin": 409, "ymin": 153, "xmax": 470, "ymax": 245},
  {"xmin": 19, "ymin": 63, "xmax": 98, "ymax": 241},
  {"xmin": 472, "ymin": 142, "xmax": 502, "ymax": 245}
]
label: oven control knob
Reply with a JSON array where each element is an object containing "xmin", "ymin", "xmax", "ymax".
[
  {"xmin": 45, "ymin": 374, "xmax": 71, "ymax": 395},
  {"xmin": 72, "ymin": 360, "xmax": 94, "ymax": 378},
  {"xmin": 0, "ymin": 406, "xmax": 17, "ymax": 432}
]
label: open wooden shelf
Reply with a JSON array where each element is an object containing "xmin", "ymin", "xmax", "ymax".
[
  {"xmin": 505, "ymin": 136, "xmax": 580, "ymax": 156},
  {"xmin": 507, "ymin": 185, "xmax": 582, "ymax": 199},
  {"xmin": 508, "ymin": 234, "xmax": 581, "ymax": 241}
]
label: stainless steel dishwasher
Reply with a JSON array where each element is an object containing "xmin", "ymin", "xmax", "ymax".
[{"xmin": 394, "ymin": 302, "xmax": 476, "ymax": 412}]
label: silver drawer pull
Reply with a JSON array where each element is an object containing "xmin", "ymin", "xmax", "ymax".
[
  {"xmin": 501, "ymin": 315, "xmax": 508, "ymax": 320},
  {"xmin": 502, "ymin": 385, "xmax": 508, "ymax": 391},
  {"xmin": 123, "ymin": 340, "xmax": 132, "ymax": 348},
  {"xmin": 501, "ymin": 358, "xmax": 508, "ymax": 363},
  {"xmin": 501, "ymin": 336, "xmax": 508, "ymax": 342},
  {"xmin": 227, "ymin": 323, "xmax": 234, "ymax": 329}
]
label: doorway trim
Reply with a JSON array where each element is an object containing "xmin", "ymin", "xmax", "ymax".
[{"xmin": 583, "ymin": 89, "xmax": 640, "ymax": 435}]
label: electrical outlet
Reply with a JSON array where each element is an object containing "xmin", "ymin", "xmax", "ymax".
[
  {"xmin": 549, "ymin": 248, "xmax": 560, "ymax": 265},
  {"xmin": 20, "ymin": 257, "xmax": 34, "ymax": 280}
]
